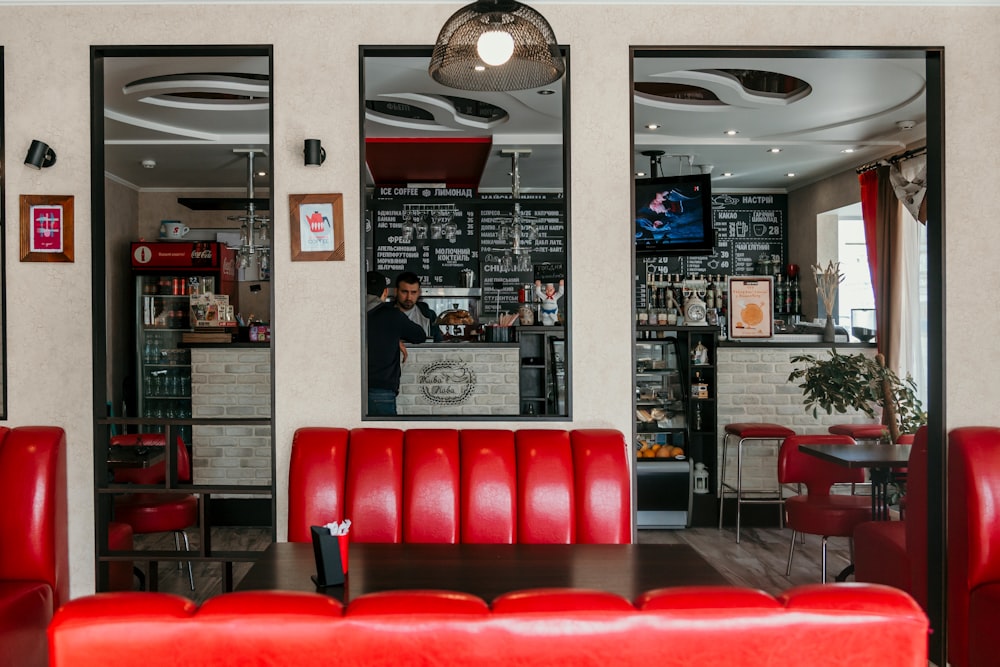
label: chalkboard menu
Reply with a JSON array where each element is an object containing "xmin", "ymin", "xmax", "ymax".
[
  {"xmin": 480, "ymin": 193, "xmax": 566, "ymax": 314},
  {"xmin": 369, "ymin": 188, "xmax": 567, "ymax": 318},
  {"xmin": 371, "ymin": 186, "xmax": 479, "ymax": 287},
  {"xmin": 636, "ymin": 192, "xmax": 787, "ymax": 307}
]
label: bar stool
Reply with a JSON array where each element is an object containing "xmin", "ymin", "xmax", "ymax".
[{"xmin": 718, "ymin": 422, "xmax": 796, "ymax": 543}]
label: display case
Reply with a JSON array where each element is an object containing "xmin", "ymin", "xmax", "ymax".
[{"xmin": 635, "ymin": 325, "xmax": 719, "ymax": 528}]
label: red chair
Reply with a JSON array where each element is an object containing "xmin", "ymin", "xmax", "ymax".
[
  {"xmin": 109, "ymin": 433, "xmax": 167, "ymax": 485},
  {"xmin": 114, "ymin": 435, "xmax": 197, "ymax": 590},
  {"xmin": 778, "ymin": 434, "xmax": 871, "ymax": 582},
  {"xmin": 853, "ymin": 427, "xmax": 926, "ymax": 609}
]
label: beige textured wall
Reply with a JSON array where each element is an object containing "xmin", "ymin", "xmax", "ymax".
[{"xmin": 0, "ymin": 3, "xmax": 993, "ymax": 597}]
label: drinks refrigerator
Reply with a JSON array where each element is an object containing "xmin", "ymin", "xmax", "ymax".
[{"xmin": 130, "ymin": 241, "xmax": 237, "ymax": 441}]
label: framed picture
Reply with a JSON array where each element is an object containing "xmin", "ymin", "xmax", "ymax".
[
  {"xmin": 289, "ymin": 193, "xmax": 344, "ymax": 261},
  {"xmin": 20, "ymin": 195, "xmax": 74, "ymax": 262},
  {"xmin": 727, "ymin": 276, "xmax": 773, "ymax": 339}
]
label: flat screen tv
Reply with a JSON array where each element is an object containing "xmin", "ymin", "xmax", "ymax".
[{"xmin": 634, "ymin": 174, "xmax": 715, "ymax": 255}]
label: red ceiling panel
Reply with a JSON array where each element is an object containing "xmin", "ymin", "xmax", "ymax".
[{"xmin": 365, "ymin": 137, "xmax": 492, "ymax": 187}]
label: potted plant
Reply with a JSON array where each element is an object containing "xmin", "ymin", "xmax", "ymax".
[{"xmin": 787, "ymin": 350, "xmax": 927, "ymax": 444}]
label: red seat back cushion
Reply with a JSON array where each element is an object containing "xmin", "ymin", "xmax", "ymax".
[
  {"xmin": 903, "ymin": 426, "xmax": 928, "ymax": 608},
  {"xmin": 287, "ymin": 428, "xmax": 349, "ymax": 543},
  {"xmin": 570, "ymin": 429, "xmax": 631, "ymax": 544},
  {"xmin": 346, "ymin": 428, "xmax": 404, "ymax": 543},
  {"xmin": 516, "ymin": 430, "xmax": 574, "ymax": 544},
  {"xmin": 403, "ymin": 430, "xmax": 460, "ymax": 544},
  {"xmin": 460, "ymin": 430, "xmax": 516, "ymax": 544}
]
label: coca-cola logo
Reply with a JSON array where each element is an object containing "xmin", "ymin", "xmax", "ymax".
[{"xmin": 191, "ymin": 249, "xmax": 212, "ymax": 260}]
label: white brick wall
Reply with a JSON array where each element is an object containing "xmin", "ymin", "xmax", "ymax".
[
  {"xmin": 716, "ymin": 346, "xmax": 876, "ymax": 495},
  {"xmin": 398, "ymin": 346, "xmax": 520, "ymax": 415},
  {"xmin": 191, "ymin": 348, "xmax": 272, "ymax": 487}
]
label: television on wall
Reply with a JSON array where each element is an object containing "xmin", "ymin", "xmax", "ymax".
[{"xmin": 634, "ymin": 173, "xmax": 715, "ymax": 255}]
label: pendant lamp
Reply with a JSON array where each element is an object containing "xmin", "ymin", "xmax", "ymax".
[{"xmin": 429, "ymin": 0, "xmax": 565, "ymax": 92}]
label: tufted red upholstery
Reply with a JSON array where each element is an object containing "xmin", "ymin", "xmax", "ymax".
[
  {"xmin": 853, "ymin": 426, "xmax": 927, "ymax": 609},
  {"xmin": 345, "ymin": 428, "xmax": 404, "ymax": 543},
  {"xmin": 288, "ymin": 428, "xmax": 630, "ymax": 545},
  {"xmin": 0, "ymin": 426, "xmax": 68, "ymax": 667},
  {"xmin": 49, "ymin": 586, "xmax": 929, "ymax": 667},
  {"xmin": 403, "ymin": 430, "xmax": 460, "ymax": 544},
  {"xmin": 947, "ymin": 426, "xmax": 1000, "ymax": 667},
  {"xmin": 459, "ymin": 430, "xmax": 516, "ymax": 544},
  {"xmin": 516, "ymin": 430, "xmax": 575, "ymax": 544}
]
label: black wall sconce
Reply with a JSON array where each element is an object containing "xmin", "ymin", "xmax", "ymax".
[
  {"xmin": 304, "ymin": 139, "xmax": 326, "ymax": 167},
  {"xmin": 24, "ymin": 140, "xmax": 57, "ymax": 169}
]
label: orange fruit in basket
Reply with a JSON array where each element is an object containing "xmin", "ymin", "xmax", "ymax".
[
  {"xmin": 654, "ymin": 447, "xmax": 671, "ymax": 458},
  {"xmin": 671, "ymin": 446, "xmax": 685, "ymax": 457},
  {"xmin": 741, "ymin": 303, "xmax": 764, "ymax": 327}
]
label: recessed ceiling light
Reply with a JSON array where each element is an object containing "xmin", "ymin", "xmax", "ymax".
[
  {"xmin": 721, "ymin": 172, "xmax": 733, "ymax": 177},
  {"xmin": 767, "ymin": 147, "xmax": 782, "ymax": 153},
  {"xmin": 646, "ymin": 123, "xmax": 660, "ymax": 130},
  {"xmin": 841, "ymin": 148, "xmax": 856, "ymax": 153},
  {"xmin": 635, "ymin": 171, "xmax": 646, "ymax": 177},
  {"xmin": 786, "ymin": 172, "xmax": 796, "ymax": 177},
  {"xmin": 724, "ymin": 129, "xmax": 739, "ymax": 136},
  {"xmin": 537, "ymin": 89, "xmax": 555, "ymax": 95},
  {"xmin": 257, "ymin": 170, "xmax": 267, "ymax": 177}
]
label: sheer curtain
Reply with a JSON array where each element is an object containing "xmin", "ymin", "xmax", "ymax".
[{"xmin": 857, "ymin": 154, "xmax": 927, "ymax": 404}]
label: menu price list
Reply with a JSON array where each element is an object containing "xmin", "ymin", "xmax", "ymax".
[
  {"xmin": 636, "ymin": 193, "xmax": 786, "ymax": 307},
  {"xmin": 371, "ymin": 203, "xmax": 478, "ymax": 287},
  {"xmin": 479, "ymin": 197, "xmax": 566, "ymax": 313}
]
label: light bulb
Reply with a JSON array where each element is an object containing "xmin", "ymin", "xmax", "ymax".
[{"xmin": 477, "ymin": 30, "xmax": 515, "ymax": 66}]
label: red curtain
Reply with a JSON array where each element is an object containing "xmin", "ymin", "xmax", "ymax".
[{"xmin": 859, "ymin": 169, "xmax": 879, "ymax": 292}]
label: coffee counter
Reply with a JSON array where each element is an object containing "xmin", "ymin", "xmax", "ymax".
[{"xmin": 397, "ymin": 342, "xmax": 521, "ymax": 416}]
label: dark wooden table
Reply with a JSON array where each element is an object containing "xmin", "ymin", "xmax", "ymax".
[
  {"xmin": 237, "ymin": 542, "xmax": 730, "ymax": 602},
  {"xmin": 798, "ymin": 443, "xmax": 911, "ymax": 521},
  {"xmin": 107, "ymin": 444, "xmax": 165, "ymax": 469}
]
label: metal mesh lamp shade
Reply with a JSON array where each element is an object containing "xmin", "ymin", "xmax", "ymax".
[{"xmin": 429, "ymin": 0, "xmax": 565, "ymax": 91}]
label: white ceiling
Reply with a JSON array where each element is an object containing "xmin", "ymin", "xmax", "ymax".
[{"xmin": 101, "ymin": 48, "xmax": 927, "ymax": 195}]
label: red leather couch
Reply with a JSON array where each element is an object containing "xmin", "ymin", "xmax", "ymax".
[
  {"xmin": 853, "ymin": 426, "xmax": 927, "ymax": 609},
  {"xmin": 0, "ymin": 426, "xmax": 68, "ymax": 667},
  {"xmin": 48, "ymin": 585, "xmax": 928, "ymax": 667},
  {"xmin": 947, "ymin": 426, "xmax": 1000, "ymax": 667},
  {"xmin": 288, "ymin": 428, "xmax": 631, "ymax": 544}
]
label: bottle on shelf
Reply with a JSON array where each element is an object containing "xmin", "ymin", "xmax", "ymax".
[{"xmin": 774, "ymin": 275, "xmax": 786, "ymax": 316}]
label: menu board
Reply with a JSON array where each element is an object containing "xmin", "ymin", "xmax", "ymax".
[
  {"xmin": 479, "ymin": 193, "xmax": 566, "ymax": 313},
  {"xmin": 371, "ymin": 186, "xmax": 479, "ymax": 286},
  {"xmin": 637, "ymin": 192, "xmax": 786, "ymax": 307}
]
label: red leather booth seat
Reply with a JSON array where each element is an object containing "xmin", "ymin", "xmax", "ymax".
[
  {"xmin": 287, "ymin": 428, "xmax": 631, "ymax": 544},
  {"xmin": 0, "ymin": 426, "xmax": 68, "ymax": 667},
  {"xmin": 48, "ymin": 585, "xmax": 927, "ymax": 667},
  {"xmin": 947, "ymin": 426, "xmax": 1000, "ymax": 667},
  {"xmin": 853, "ymin": 426, "xmax": 927, "ymax": 608}
]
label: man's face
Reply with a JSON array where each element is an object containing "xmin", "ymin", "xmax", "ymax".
[{"xmin": 396, "ymin": 280, "xmax": 421, "ymax": 311}]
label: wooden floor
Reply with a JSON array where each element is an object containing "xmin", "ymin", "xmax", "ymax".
[{"xmin": 134, "ymin": 524, "xmax": 853, "ymax": 603}]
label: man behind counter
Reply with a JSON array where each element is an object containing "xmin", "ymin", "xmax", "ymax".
[
  {"xmin": 367, "ymin": 270, "xmax": 426, "ymax": 416},
  {"xmin": 393, "ymin": 271, "xmax": 442, "ymax": 342}
]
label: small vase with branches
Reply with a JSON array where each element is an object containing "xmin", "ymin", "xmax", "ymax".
[{"xmin": 813, "ymin": 260, "xmax": 844, "ymax": 342}]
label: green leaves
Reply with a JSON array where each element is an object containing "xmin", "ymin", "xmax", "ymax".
[{"xmin": 787, "ymin": 350, "xmax": 927, "ymax": 442}]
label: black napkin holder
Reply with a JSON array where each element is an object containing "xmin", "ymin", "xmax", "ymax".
[{"xmin": 310, "ymin": 525, "xmax": 345, "ymax": 588}]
